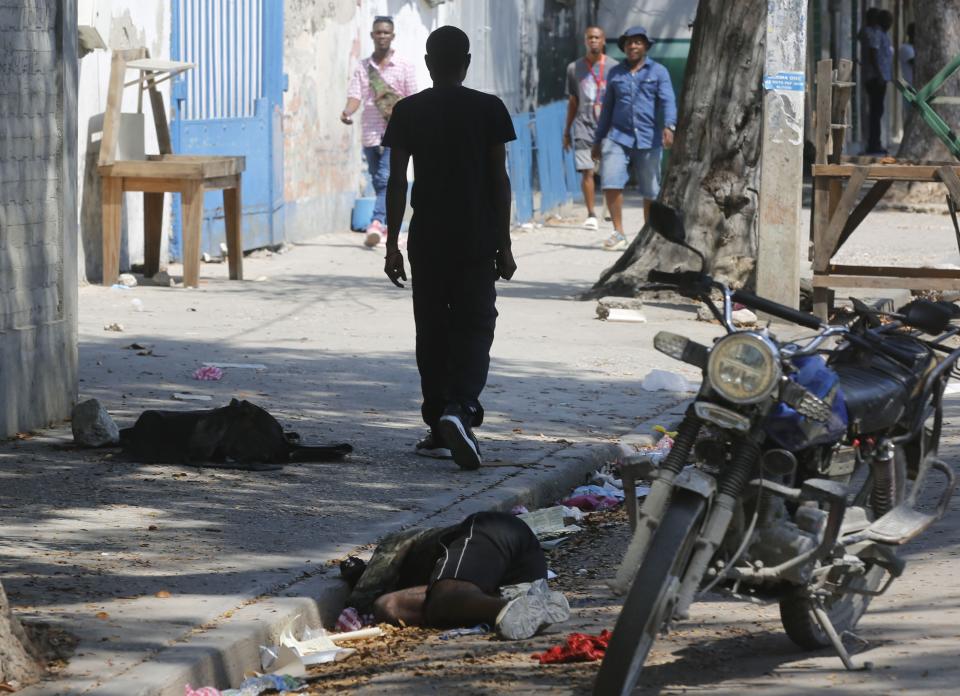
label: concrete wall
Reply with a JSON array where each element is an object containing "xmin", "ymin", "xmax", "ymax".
[
  {"xmin": 0, "ymin": 0, "xmax": 79, "ymax": 437},
  {"xmin": 76, "ymin": 0, "xmax": 171, "ymax": 282},
  {"xmin": 596, "ymin": 0, "xmax": 698, "ymax": 41},
  {"xmin": 282, "ymin": 0, "xmax": 544, "ymax": 240}
]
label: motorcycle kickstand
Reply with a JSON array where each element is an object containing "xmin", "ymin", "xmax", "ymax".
[{"xmin": 810, "ymin": 599, "xmax": 870, "ymax": 671}]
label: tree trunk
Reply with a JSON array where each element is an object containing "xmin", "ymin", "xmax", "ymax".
[
  {"xmin": 893, "ymin": 0, "xmax": 960, "ymax": 203},
  {"xmin": 0, "ymin": 582, "xmax": 41, "ymax": 687},
  {"xmin": 589, "ymin": 0, "xmax": 766, "ymax": 297}
]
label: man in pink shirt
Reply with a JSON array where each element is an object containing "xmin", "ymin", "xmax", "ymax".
[{"xmin": 341, "ymin": 16, "xmax": 418, "ymax": 247}]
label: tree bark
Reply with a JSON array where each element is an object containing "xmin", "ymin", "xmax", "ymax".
[
  {"xmin": 589, "ymin": 0, "xmax": 766, "ymax": 297},
  {"xmin": 0, "ymin": 582, "xmax": 41, "ymax": 686},
  {"xmin": 893, "ymin": 0, "xmax": 960, "ymax": 203}
]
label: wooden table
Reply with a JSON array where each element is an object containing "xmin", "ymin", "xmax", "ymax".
[{"xmin": 810, "ymin": 161, "xmax": 960, "ymax": 319}]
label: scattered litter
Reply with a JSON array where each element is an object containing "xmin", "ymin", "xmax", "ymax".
[
  {"xmin": 559, "ymin": 505, "xmax": 585, "ymax": 521},
  {"xmin": 517, "ymin": 506, "xmax": 583, "ymax": 537},
  {"xmin": 203, "ymin": 362, "xmax": 267, "ymax": 370},
  {"xmin": 104, "ymin": 322, "xmax": 124, "ymax": 332},
  {"xmin": 560, "ymin": 493, "xmax": 619, "ymax": 512},
  {"xmin": 221, "ymin": 675, "xmax": 306, "ymax": 696},
  {"xmin": 439, "ymin": 624, "xmax": 489, "ymax": 640},
  {"xmin": 118, "ymin": 272, "xmax": 138, "ymax": 287},
  {"xmin": 510, "ymin": 505, "xmax": 529, "ymax": 515},
  {"xmin": 193, "ymin": 366, "xmax": 224, "ymax": 381},
  {"xmin": 642, "ymin": 369, "xmax": 696, "ymax": 392},
  {"xmin": 570, "ymin": 484, "xmax": 625, "ymax": 501},
  {"xmin": 532, "ymin": 630, "xmax": 611, "ymax": 664},
  {"xmin": 601, "ymin": 307, "xmax": 647, "ymax": 323},
  {"xmin": 131, "ymin": 298, "xmax": 144, "ymax": 312},
  {"xmin": 255, "ymin": 276, "xmax": 269, "ymax": 282},
  {"xmin": 596, "ymin": 296, "xmax": 644, "ymax": 320},
  {"xmin": 110, "ymin": 283, "xmax": 132, "ymax": 291},
  {"xmin": 625, "ymin": 433, "xmax": 674, "ymax": 466},
  {"xmin": 335, "ymin": 607, "xmax": 364, "ymax": 632},
  {"xmin": 264, "ymin": 618, "xmax": 382, "ymax": 671},
  {"xmin": 71, "ymin": 398, "xmax": 120, "ymax": 447},
  {"xmin": 125, "ymin": 343, "xmax": 148, "ymax": 351},
  {"xmin": 547, "ymin": 569, "xmax": 558, "ymax": 580},
  {"xmin": 172, "ymin": 393, "xmax": 214, "ymax": 402},
  {"xmin": 185, "ymin": 686, "xmax": 222, "ymax": 696}
]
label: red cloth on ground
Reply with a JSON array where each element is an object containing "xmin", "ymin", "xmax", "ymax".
[{"xmin": 532, "ymin": 630, "xmax": 612, "ymax": 664}]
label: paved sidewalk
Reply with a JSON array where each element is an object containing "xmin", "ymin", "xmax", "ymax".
[{"xmin": 2, "ymin": 199, "xmax": 723, "ymax": 694}]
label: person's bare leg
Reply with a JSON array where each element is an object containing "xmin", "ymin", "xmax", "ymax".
[
  {"xmin": 643, "ymin": 198, "xmax": 652, "ymax": 224},
  {"xmin": 373, "ymin": 586, "xmax": 428, "ymax": 626},
  {"xmin": 581, "ymin": 170, "xmax": 596, "ymax": 218},
  {"xmin": 605, "ymin": 189, "xmax": 624, "ymax": 233},
  {"xmin": 423, "ymin": 579, "xmax": 507, "ymax": 629}
]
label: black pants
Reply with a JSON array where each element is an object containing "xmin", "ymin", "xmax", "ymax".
[
  {"xmin": 865, "ymin": 79, "xmax": 887, "ymax": 153},
  {"xmin": 411, "ymin": 259, "xmax": 498, "ymax": 430}
]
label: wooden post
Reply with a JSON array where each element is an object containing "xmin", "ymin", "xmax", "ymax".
[{"xmin": 756, "ymin": 0, "xmax": 809, "ymax": 311}]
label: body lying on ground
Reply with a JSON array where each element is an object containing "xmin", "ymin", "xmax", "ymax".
[{"xmin": 342, "ymin": 511, "xmax": 570, "ymax": 640}]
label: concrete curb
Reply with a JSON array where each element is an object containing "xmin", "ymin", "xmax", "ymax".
[{"xmin": 53, "ymin": 399, "xmax": 692, "ymax": 696}]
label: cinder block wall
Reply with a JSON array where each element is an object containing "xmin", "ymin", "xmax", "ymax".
[{"xmin": 0, "ymin": 0, "xmax": 79, "ymax": 437}]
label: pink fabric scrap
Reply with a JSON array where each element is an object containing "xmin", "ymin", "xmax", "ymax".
[
  {"xmin": 559, "ymin": 494, "xmax": 620, "ymax": 512},
  {"xmin": 192, "ymin": 365, "xmax": 223, "ymax": 381},
  {"xmin": 336, "ymin": 606, "xmax": 364, "ymax": 632},
  {"xmin": 185, "ymin": 685, "xmax": 222, "ymax": 696}
]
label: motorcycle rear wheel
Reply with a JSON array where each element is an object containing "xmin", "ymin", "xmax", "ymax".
[{"xmin": 593, "ymin": 492, "xmax": 706, "ymax": 696}]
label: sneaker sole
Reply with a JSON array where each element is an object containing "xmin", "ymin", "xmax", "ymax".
[
  {"xmin": 415, "ymin": 446, "xmax": 453, "ymax": 460},
  {"xmin": 437, "ymin": 416, "xmax": 481, "ymax": 470},
  {"xmin": 495, "ymin": 595, "xmax": 547, "ymax": 640},
  {"xmin": 542, "ymin": 591, "xmax": 571, "ymax": 624}
]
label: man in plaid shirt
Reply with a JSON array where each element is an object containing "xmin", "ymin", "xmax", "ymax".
[{"xmin": 341, "ymin": 16, "xmax": 417, "ymax": 247}]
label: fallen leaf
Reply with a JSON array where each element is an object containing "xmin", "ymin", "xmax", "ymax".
[
  {"xmin": 95, "ymin": 611, "xmax": 109, "ymax": 620},
  {"xmin": 147, "ymin": 525, "xmax": 158, "ymax": 531},
  {"xmin": 155, "ymin": 590, "xmax": 171, "ymax": 598}
]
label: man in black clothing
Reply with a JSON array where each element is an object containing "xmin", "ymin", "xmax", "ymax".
[
  {"xmin": 382, "ymin": 26, "xmax": 516, "ymax": 470},
  {"xmin": 344, "ymin": 511, "xmax": 569, "ymax": 640}
]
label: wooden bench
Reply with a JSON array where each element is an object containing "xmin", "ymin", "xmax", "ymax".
[{"xmin": 98, "ymin": 48, "xmax": 245, "ymax": 288}]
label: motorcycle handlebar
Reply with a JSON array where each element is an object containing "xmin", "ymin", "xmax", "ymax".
[
  {"xmin": 647, "ymin": 269, "xmax": 824, "ymax": 331},
  {"xmin": 647, "ymin": 269, "xmax": 707, "ymax": 286},
  {"xmin": 732, "ymin": 289, "xmax": 823, "ymax": 331}
]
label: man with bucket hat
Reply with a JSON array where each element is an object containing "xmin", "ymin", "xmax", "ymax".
[{"xmin": 591, "ymin": 26, "xmax": 677, "ymax": 251}]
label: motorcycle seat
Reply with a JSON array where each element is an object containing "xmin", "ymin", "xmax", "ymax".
[
  {"xmin": 832, "ymin": 334, "xmax": 935, "ymax": 434},
  {"xmin": 835, "ymin": 364, "xmax": 907, "ymax": 433}
]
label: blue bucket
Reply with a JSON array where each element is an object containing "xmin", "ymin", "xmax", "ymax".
[{"xmin": 351, "ymin": 197, "xmax": 375, "ymax": 231}]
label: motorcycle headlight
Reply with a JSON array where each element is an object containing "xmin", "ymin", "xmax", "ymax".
[{"xmin": 707, "ymin": 333, "xmax": 781, "ymax": 404}]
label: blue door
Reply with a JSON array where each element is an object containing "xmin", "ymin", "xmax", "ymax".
[{"xmin": 170, "ymin": 0, "xmax": 285, "ymax": 258}]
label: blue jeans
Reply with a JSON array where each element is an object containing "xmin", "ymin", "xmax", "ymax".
[{"xmin": 363, "ymin": 145, "xmax": 391, "ymax": 224}]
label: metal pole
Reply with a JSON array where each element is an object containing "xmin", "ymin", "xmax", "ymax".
[{"xmin": 756, "ymin": 0, "xmax": 810, "ymax": 311}]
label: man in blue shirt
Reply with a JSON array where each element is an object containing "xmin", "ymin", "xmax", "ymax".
[{"xmin": 591, "ymin": 26, "xmax": 677, "ymax": 250}]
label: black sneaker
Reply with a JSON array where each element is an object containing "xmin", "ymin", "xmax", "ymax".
[
  {"xmin": 437, "ymin": 412, "xmax": 481, "ymax": 470},
  {"xmin": 414, "ymin": 431, "xmax": 452, "ymax": 459}
]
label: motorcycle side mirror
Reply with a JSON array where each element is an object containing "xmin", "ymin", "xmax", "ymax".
[
  {"xmin": 648, "ymin": 201, "xmax": 706, "ymax": 273},
  {"xmin": 649, "ymin": 201, "xmax": 686, "ymax": 243},
  {"xmin": 900, "ymin": 299, "xmax": 953, "ymax": 335}
]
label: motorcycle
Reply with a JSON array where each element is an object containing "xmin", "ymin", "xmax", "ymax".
[{"xmin": 594, "ymin": 202, "xmax": 958, "ymax": 695}]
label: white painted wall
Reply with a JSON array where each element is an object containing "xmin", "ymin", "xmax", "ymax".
[
  {"xmin": 281, "ymin": 0, "xmax": 529, "ymax": 241},
  {"xmin": 77, "ymin": 0, "xmax": 171, "ymax": 283},
  {"xmin": 596, "ymin": 0, "xmax": 698, "ymax": 42}
]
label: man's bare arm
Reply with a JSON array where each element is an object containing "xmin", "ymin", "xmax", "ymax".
[
  {"xmin": 340, "ymin": 97, "xmax": 361, "ymax": 124},
  {"xmin": 563, "ymin": 95, "xmax": 578, "ymax": 150},
  {"xmin": 384, "ymin": 147, "xmax": 411, "ymax": 287},
  {"xmin": 489, "ymin": 143, "xmax": 516, "ymax": 280}
]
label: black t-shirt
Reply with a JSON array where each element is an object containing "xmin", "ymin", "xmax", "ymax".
[{"xmin": 382, "ymin": 85, "xmax": 516, "ymax": 263}]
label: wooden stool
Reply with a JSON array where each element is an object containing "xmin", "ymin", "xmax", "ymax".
[{"xmin": 97, "ymin": 49, "xmax": 246, "ymax": 288}]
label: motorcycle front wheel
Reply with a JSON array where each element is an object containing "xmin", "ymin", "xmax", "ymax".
[{"xmin": 593, "ymin": 492, "xmax": 706, "ymax": 696}]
